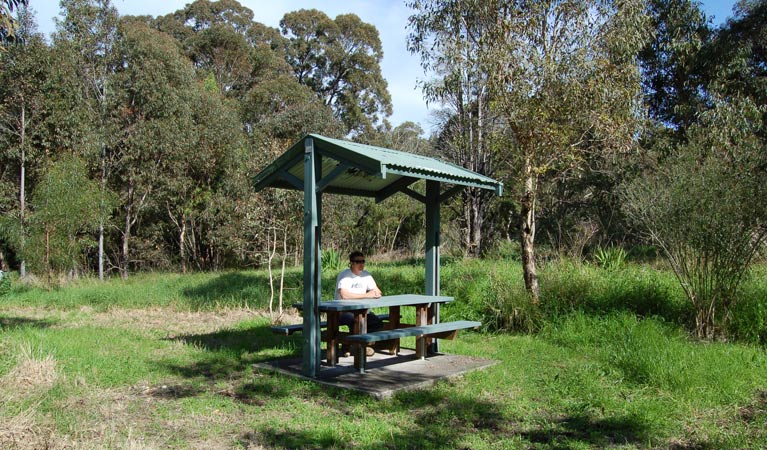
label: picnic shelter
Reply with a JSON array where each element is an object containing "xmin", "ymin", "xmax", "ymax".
[{"xmin": 252, "ymin": 134, "xmax": 503, "ymax": 378}]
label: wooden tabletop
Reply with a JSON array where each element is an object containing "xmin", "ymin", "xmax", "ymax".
[{"xmin": 293, "ymin": 294, "xmax": 454, "ymax": 312}]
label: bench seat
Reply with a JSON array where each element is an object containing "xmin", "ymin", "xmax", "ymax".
[
  {"xmin": 345, "ymin": 320, "xmax": 481, "ymax": 373},
  {"xmin": 271, "ymin": 313, "xmax": 390, "ymax": 336}
]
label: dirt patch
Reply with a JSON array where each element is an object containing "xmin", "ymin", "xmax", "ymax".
[
  {"xmin": 87, "ymin": 307, "xmax": 267, "ymax": 335},
  {"xmin": 1, "ymin": 306, "xmax": 299, "ymax": 336},
  {"xmin": 740, "ymin": 389, "xmax": 767, "ymax": 423}
]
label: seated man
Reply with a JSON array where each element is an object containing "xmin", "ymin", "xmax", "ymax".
[{"xmin": 336, "ymin": 251, "xmax": 383, "ymax": 356}]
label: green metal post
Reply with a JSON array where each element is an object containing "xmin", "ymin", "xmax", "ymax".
[
  {"xmin": 314, "ymin": 153, "xmax": 323, "ymax": 376},
  {"xmin": 425, "ymin": 180, "xmax": 440, "ymax": 353},
  {"xmin": 315, "ymin": 154, "xmax": 323, "ymax": 309},
  {"xmin": 302, "ymin": 137, "xmax": 320, "ymax": 377}
]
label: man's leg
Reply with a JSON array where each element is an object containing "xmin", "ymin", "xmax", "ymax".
[
  {"xmin": 338, "ymin": 313, "xmax": 354, "ymax": 357},
  {"xmin": 367, "ymin": 312, "xmax": 383, "ymax": 331}
]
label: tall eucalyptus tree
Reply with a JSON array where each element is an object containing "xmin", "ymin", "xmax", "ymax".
[
  {"xmin": 0, "ymin": 6, "xmax": 44, "ymax": 278},
  {"xmin": 409, "ymin": 0, "xmax": 648, "ymax": 302},
  {"xmin": 54, "ymin": 0, "xmax": 120, "ymax": 280},
  {"xmin": 154, "ymin": 0, "xmax": 258, "ymax": 98},
  {"xmin": 109, "ymin": 19, "xmax": 199, "ymax": 276},
  {"xmin": 280, "ymin": 9, "xmax": 392, "ymax": 135},
  {"xmin": 0, "ymin": 0, "xmax": 27, "ymax": 48},
  {"xmin": 408, "ymin": 2, "xmax": 500, "ymax": 256}
]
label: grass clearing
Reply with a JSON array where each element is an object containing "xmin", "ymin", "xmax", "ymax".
[{"xmin": 1, "ymin": 261, "xmax": 766, "ymax": 448}]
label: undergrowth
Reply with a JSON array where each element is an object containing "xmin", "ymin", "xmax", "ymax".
[{"xmin": 1, "ymin": 257, "xmax": 765, "ymax": 342}]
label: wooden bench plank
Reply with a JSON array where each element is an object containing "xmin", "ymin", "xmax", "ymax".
[
  {"xmin": 345, "ymin": 320, "xmax": 481, "ymax": 374},
  {"xmin": 271, "ymin": 313, "xmax": 390, "ymax": 336},
  {"xmin": 344, "ymin": 320, "xmax": 480, "ymax": 343}
]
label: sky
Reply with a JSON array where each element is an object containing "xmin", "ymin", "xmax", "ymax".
[{"xmin": 30, "ymin": 0, "xmax": 739, "ymax": 134}]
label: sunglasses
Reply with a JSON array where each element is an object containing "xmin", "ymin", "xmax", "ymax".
[{"xmin": 351, "ymin": 259, "xmax": 365, "ymax": 264}]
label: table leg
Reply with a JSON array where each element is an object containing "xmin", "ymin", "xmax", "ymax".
[
  {"xmin": 415, "ymin": 304, "xmax": 428, "ymax": 359},
  {"xmin": 353, "ymin": 310, "xmax": 367, "ymax": 370},
  {"xmin": 427, "ymin": 302, "xmax": 437, "ymax": 354},
  {"xmin": 381, "ymin": 305, "xmax": 401, "ymax": 355},
  {"xmin": 326, "ymin": 312, "xmax": 338, "ymax": 366}
]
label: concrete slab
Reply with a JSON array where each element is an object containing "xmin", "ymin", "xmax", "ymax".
[{"xmin": 254, "ymin": 348, "xmax": 498, "ymax": 400}]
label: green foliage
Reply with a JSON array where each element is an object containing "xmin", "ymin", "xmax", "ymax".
[
  {"xmin": 593, "ymin": 246, "xmax": 627, "ymax": 271},
  {"xmin": 0, "ymin": 271, "xmax": 10, "ymax": 296},
  {"xmin": 320, "ymin": 248, "xmax": 343, "ymax": 272},
  {"xmin": 280, "ymin": 9, "xmax": 392, "ymax": 135},
  {"xmin": 543, "ymin": 312, "xmax": 767, "ymax": 402},
  {"xmin": 24, "ymin": 155, "xmax": 114, "ymax": 281},
  {"xmin": 728, "ymin": 268, "xmax": 767, "ymax": 345},
  {"xmin": 701, "ymin": 1, "xmax": 767, "ymax": 118},
  {"xmin": 639, "ymin": 0, "xmax": 710, "ymax": 130},
  {"xmin": 623, "ymin": 97, "xmax": 767, "ymax": 338},
  {"xmin": 0, "ymin": 0, "xmax": 27, "ymax": 47}
]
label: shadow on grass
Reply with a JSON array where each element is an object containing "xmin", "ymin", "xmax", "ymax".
[
  {"xmin": 236, "ymin": 390, "xmax": 506, "ymax": 449},
  {"xmin": 238, "ymin": 388, "xmax": 651, "ymax": 449},
  {"xmin": 162, "ymin": 319, "xmax": 652, "ymax": 448},
  {"xmin": 0, "ymin": 316, "xmax": 55, "ymax": 330},
  {"xmin": 171, "ymin": 323, "xmax": 293, "ymax": 353},
  {"xmin": 165, "ymin": 324, "xmax": 299, "ymax": 372},
  {"xmin": 180, "ymin": 270, "xmax": 358, "ymax": 308},
  {"xmin": 181, "ymin": 272, "xmax": 301, "ymax": 309},
  {"xmin": 520, "ymin": 413, "xmax": 651, "ymax": 448}
]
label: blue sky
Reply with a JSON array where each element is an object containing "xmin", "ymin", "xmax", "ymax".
[{"xmin": 31, "ymin": 0, "xmax": 739, "ymax": 134}]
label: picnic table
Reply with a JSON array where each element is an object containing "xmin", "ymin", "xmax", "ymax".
[{"xmin": 293, "ymin": 294, "xmax": 480, "ymax": 373}]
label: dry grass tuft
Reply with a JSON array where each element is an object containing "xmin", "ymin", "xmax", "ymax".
[
  {"xmin": 0, "ymin": 342, "xmax": 58, "ymax": 400},
  {"xmin": 0, "ymin": 409, "xmax": 38, "ymax": 449},
  {"xmin": 0, "ymin": 408, "xmax": 67, "ymax": 450},
  {"xmin": 86, "ymin": 307, "xmax": 269, "ymax": 335}
]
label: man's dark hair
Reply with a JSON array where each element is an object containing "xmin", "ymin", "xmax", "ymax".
[{"xmin": 349, "ymin": 251, "xmax": 364, "ymax": 261}]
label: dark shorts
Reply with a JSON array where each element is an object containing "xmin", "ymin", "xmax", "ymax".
[{"xmin": 339, "ymin": 312, "xmax": 383, "ymax": 332}]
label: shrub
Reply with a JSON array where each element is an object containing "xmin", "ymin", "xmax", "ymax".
[
  {"xmin": 544, "ymin": 312, "xmax": 767, "ymax": 404},
  {"xmin": 321, "ymin": 248, "xmax": 344, "ymax": 272},
  {"xmin": 485, "ymin": 240, "xmax": 521, "ymax": 261},
  {"xmin": 622, "ymin": 98, "xmax": 767, "ymax": 339},
  {"xmin": 0, "ymin": 272, "xmax": 10, "ymax": 296},
  {"xmin": 442, "ymin": 259, "xmax": 541, "ymax": 333},
  {"xmin": 593, "ymin": 246, "xmax": 627, "ymax": 271},
  {"xmin": 729, "ymin": 279, "xmax": 767, "ymax": 345}
]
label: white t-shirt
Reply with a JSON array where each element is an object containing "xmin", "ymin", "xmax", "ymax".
[{"xmin": 335, "ymin": 268, "xmax": 378, "ymax": 299}]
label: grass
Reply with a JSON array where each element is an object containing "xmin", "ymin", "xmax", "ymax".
[{"xmin": 0, "ymin": 259, "xmax": 766, "ymax": 448}]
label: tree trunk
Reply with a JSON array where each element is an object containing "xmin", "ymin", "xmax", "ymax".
[
  {"xmin": 19, "ymin": 104, "xmax": 26, "ymax": 279},
  {"xmin": 279, "ymin": 225, "xmax": 287, "ymax": 316},
  {"xmin": 473, "ymin": 89, "xmax": 485, "ymax": 256},
  {"xmin": 520, "ymin": 156, "xmax": 540, "ymax": 303},
  {"xmin": 98, "ymin": 148, "xmax": 106, "ymax": 281},
  {"xmin": 98, "ymin": 223, "xmax": 104, "ymax": 279},
  {"xmin": 45, "ymin": 227, "xmax": 51, "ymax": 286},
  {"xmin": 179, "ymin": 212, "xmax": 187, "ymax": 274},
  {"xmin": 267, "ymin": 228, "xmax": 276, "ymax": 317},
  {"xmin": 121, "ymin": 190, "xmax": 132, "ymax": 279}
]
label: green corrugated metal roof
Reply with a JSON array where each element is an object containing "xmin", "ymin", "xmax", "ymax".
[{"xmin": 252, "ymin": 134, "xmax": 503, "ymax": 199}]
